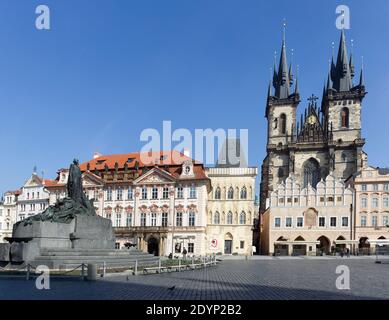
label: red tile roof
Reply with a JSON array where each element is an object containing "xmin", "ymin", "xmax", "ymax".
[{"xmin": 79, "ymin": 150, "xmax": 208, "ymax": 181}]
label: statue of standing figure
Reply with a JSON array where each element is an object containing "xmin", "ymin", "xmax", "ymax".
[{"xmin": 17, "ymin": 159, "xmax": 96, "ymax": 225}]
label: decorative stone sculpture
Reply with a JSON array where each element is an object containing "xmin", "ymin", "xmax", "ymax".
[{"xmin": 17, "ymin": 159, "xmax": 96, "ymax": 226}]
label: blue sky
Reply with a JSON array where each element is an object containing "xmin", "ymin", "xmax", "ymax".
[{"xmin": 1, "ymin": 0, "xmax": 389, "ymax": 194}]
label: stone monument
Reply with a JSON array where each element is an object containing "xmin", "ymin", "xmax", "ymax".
[{"xmin": 0, "ymin": 160, "xmax": 157, "ymax": 270}]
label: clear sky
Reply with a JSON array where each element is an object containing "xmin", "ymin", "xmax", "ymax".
[{"xmin": 1, "ymin": 0, "xmax": 389, "ymax": 194}]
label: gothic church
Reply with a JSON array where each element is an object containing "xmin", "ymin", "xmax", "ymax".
[{"xmin": 259, "ymin": 30, "xmax": 366, "ymax": 213}]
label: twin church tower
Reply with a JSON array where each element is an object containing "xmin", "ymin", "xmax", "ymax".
[{"xmin": 259, "ymin": 30, "xmax": 367, "ymax": 213}]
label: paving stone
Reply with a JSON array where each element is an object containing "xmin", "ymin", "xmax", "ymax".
[{"xmin": 0, "ymin": 259, "xmax": 388, "ymax": 300}]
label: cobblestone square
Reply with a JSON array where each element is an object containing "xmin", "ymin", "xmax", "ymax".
[{"xmin": 1, "ymin": 258, "xmax": 388, "ymax": 300}]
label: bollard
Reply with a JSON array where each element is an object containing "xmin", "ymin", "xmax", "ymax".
[
  {"xmin": 192, "ymin": 256, "xmax": 195, "ymax": 269},
  {"xmin": 133, "ymin": 260, "xmax": 138, "ymax": 276},
  {"xmin": 26, "ymin": 264, "xmax": 31, "ymax": 281},
  {"xmin": 81, "ymin": 263, "xmax": 85, "ymax": 280},
  {"xmin": 87, "ymin": 264, "xmax": 97, "ymax": 281},
  {"xmin": 178, "ymin": 259, "xmax": 181, "ymax": 272},
  {"xmin": 102, "ymin": 261, "xmax": 106, "ymax": 278},
  {"xmin": 158, "ymin": 258, "xmax": 161, "ymax": 273}
]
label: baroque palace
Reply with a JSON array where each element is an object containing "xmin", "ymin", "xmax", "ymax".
[{"xmin": 260, "ymin": 29, "xmax": 389, "ymax": 255}]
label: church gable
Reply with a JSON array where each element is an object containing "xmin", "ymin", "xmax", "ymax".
[
  {"xmin": 82, "ymin": 172, "xmax": 104, "ymax": 188},
  {"xmin": 296, "ymin": 96, "xmax": 328, "ymax": 144}
]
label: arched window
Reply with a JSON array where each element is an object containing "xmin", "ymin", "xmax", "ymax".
[
  {"xmin": 303, "ymin": 158, "xmax": 321, "ymax": 188},
  {"xmin": 227, "ymin": 187, "xmax": 234, "ymax": 200},
  {"xmin": 240, "ymin": 212, "xmax": 247, "ymax": 225},
  {"xmin": 279, "ymin": 114, "xmax": 287, "ymax": 134},
  {"xmin": 240, "ymin": 187, "xmax": 247, "ymax": 199},
  {"xmin": 214, "ymin": 187, "xmax": 221, "ymax": 200},
  {"xmin": 227, "ymin": 211, "xmax": 233, "ymax": 224},
  {"xmin": 341, "ymin": 107, "xmax": 349, "ymax": 128},
  {"xmin": 214, "ymin": 212, "xmax": 220, "ymax": 224}
]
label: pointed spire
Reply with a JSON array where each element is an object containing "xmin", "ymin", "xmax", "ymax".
[
  {"xmin": 349, "ymin": 53, "xmax": 355, "ymax": 79},
  {"xmin": 359, "ymin": 68, "xmax": 365, "ymax": 88},
  {"xmin": 326, "ymin": 72, "xmax": 333, "ymax": 91},
  {"xmin": 267, "ymin": 81, "xmax": 272, "ymax": 99},
  {"xmin": 274, "ymin": 37, "xmax": 291, "ymax": 99},
  {"xmin": 332, "ymin": 29, "xmax": 353, "ymax": 92},
  {"xmin": 294, "ymin": 76, "xmax": 299, "ymax": 95},
  {"xmin": 289, "ymin": 63, "xmax": 294, "ymax": 86}
]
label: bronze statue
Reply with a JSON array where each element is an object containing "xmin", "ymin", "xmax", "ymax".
[{"xmin": 18, "ymin": 159, "xmax": 96, "ymax": 225}]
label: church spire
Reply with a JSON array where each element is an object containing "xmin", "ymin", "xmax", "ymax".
[
  {"xmin": 359, "ymin": 68, "xmax": 365, "ymax": 88},
  {"xmin": 273, "ymin": 37, "xmax": 291, "ymax": 99},
  {"xmin": 332, "ymin": 29, "xmax": 353, "ymax": 92}
]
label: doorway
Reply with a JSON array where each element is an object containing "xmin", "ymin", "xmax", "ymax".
[{"xmin": 147, "ymin": 237, "xmax": 159, "ymax": 256}]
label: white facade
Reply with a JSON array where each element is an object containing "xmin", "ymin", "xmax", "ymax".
[
  {"xmin": 16, "ymin": 173, "xmax": 50, "ymax": 222},
  {"xmin": 206, "ymin": 167, "xmax": 258, "ymax": 256},
  {"xmin": 261, "ymin": 174, "xmax": 354, "ymax": 256},
  {"xmin": 0, "ymin": 191, "xmax": 19, "ymax": 242}
]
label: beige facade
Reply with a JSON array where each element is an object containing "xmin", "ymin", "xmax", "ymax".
[
  {"xmin": 349, "ymin": 166, "xmax": 389, "ymax": 250},
  {"xmin": 205, "ymin": 167, "xmax": 257, "ymax": 256},
  {"xmin": 261, "ymin": 174, "xmax": 354, "ymax": 256},
  {"xmin": 0, "ymin": 191, "xmax": 19, "ymax": 243}
]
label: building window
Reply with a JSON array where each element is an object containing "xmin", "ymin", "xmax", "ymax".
[
  {"xmin": 240, "ymin": 241, "xmax": 245, "ymax": 249},
  {"xmin": 214, "ymin": 187, "xmax": 221, "ymax": 200},
  {"xmin": 106, "ymin": 188, "xmax": 112, "ymax": 201},
  {"xmin": 189, "ymin": 212, "xmax": 196, "ymax": 227},
  {"xmin": 177, "ymin": 186, "xmax": 184, "ymax": 199},
  {"xmin": 115, "ymin": 243, "xmax": 120, "ymax": 250},
  {"xmin": 239, "ymin": 212, "xmax": 246, "ymax": 225},
  {"xmin": 297, "ymin": 217, "xmax": 303, "ymax": 227},
  {"xmin": 128, "ymin": 188, "xmax": 133, "ymax": 200},
  {"xmin": 189, "ymin": 185, "xmax": 197, "ymax": 199},
  {"xmin": 342, "ymin": 217, "xmax": 349, "ymax": 227},
  {"xmin": 384, "ymin": 184, "xmax": 389, "ymax": 191},
  {"xmin": 240, "ymin": 187, "xmax": 247, "ymax": 199},
  {"xmin": 303, "ymin": 158, "xmax": 321, "ymax": 188},
  {"xmin": 126, "ymin": 213, "xmax": 132, "ymax": 227},
  {"xmin": 373, "ymin": 184, "xmax": 379, "ymax": 191},
  {"xmin": 341, "ymin": 107, "xmax": 349, "ymax": 128},
  {"xmin": 176, "ymin": 212, "xmax": 183, "ymax": 227},
  {"xmin": 337, "ymin": 196, "xmax": 343, "ymax": 202},
  {"xmin": 372, "ymin": 198, "xmax": 379, "ymax": 208},
  {"xmin": 361, "ymin": 198, "xmax": 368, "ymax": 208},
  {"xmin": 285, "ymin": 217, "xmax": 292, "ymax": 228},
  {"xmin": 141, "ymin": 213, "xmax": 146, "ymax": 227},
  {"xmin": 227, "ymin": 187, "xmax": 234, "ymax": 200},
  {"xmin": 372, "ymin": 216, "xmax": 378, "ymax": 227},
  {"xmin": 141, "ymin": 187, "xmax": 148, "ymax": 200},
  {"xmin": 162, "ymin": 212, "xmax": 168, "ymax": 227},
  {"xmin": 362, "ymin": 184, "xmax": 367, "ymax": 191},
  {"xmin": 279, "ymin": 113, "xmax": 287, "ymax": 134},
  {"xmin": 116, "ymin": 214, "xmax": 121, "ymax": 227},
  {"xmin": 151, "ymin": 213, "xmax": 157, "ymax": 226},
  {"xmin": 383, "ymin": 197, "xmax": 389, "ymax": 208},
  {"xmin": 330, "ymin": 217, "xmax": 337, "ymax": 227},
  {"xmin": 361, "ymin": 216, "xmax": 367, "ymax": 227},
  {"xmin": 214, "ymin": 212, "xmax": 220, "ymax": 224},
  {"xmin": 117, "ymin": 188, "xmax": 123, "ymax": 201},
  {"xmin": 188, "ymin": 243, "xmax": 194, "ymax": 253},
  {"xmin": 327, "ymin": 197, "xmax": 334, "ymax": 202},
  {"xmin": 275, "ymin": 217, "xmax": 281, "ymax": 228},
  {"xmin": 152, "ymin": 187, "xmax": 158, "ymax": 200},
  {"xmin": 383, "ymin": 216, "xmax": 388, "ymax": 227},
  {"xmin": 227, "ymin": 212, "xmax": 233, "ymax": 224},
  {"xmin": 162, "ymin": 187, "xmax": 169, "ymax": 199}
]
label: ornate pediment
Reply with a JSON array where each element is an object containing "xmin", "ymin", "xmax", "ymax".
[{"xmin": 133, "ymin": 167, "xmax": 175, "ymax": 185}]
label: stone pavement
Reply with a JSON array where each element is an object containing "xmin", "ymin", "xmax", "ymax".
[{"xmin": 0, "ymin": 259, "xmax": 388, "ymax": 300}]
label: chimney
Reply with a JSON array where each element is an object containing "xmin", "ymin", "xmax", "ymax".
[{"xmin": 94, "ymin": 152, "xmax": 102, "ymax": 159}]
